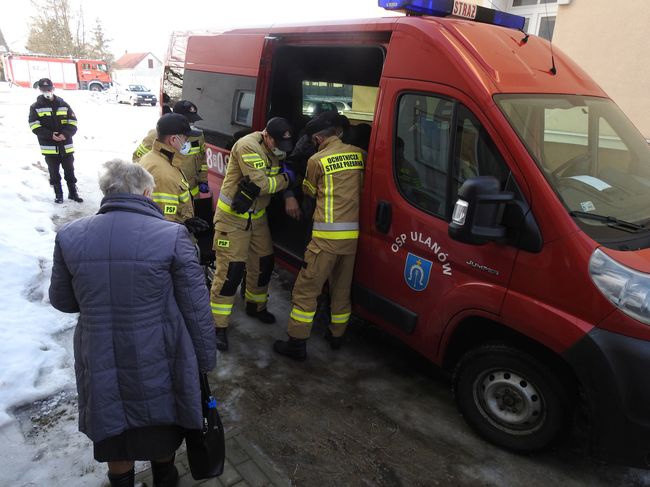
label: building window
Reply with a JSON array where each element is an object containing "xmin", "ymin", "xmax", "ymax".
[
  {"xmin": 148, "ymin": 59, "xmax": 154, "ymax": 69},
  {"xmin": 508, "ymin": 0, "xmax": 558, "ymax": 40}
]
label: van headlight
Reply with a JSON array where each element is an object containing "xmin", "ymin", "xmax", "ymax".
[{"xmin": 589, "ymin": 248, "xmax": 650, "ymax": 325}]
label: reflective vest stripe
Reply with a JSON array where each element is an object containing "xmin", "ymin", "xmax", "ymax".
[
  {"xmin": 245, "ymin": 290, "xmax": 267, "ymax": 303},
  {"xmin": 313, "ymin": 222, "xmax": 359, "ymax": 231},
  {"xmin": 188, "ymin": 147, "xmax": 201, "ymax": 155},
  {"xmin": 290, "ymin": 308, "xmax": 315, "ymax": 323},
  {"xmin": 55, "ymin": 108, "xmax": 68, "ymax": 115},
  {"xmin": 217, "ymin": 194, "xmax": 266, "ymax": 219},
  {"xmin": 64, "ymin": 144, "xmax": 74, "ymax": 153},
  {"xmin": 190, "ymin": 186, "xmax": 199, "ymax": 197},
  {"xmin": 323, "ymin": 174, "xmax": 334, "ymax": 223},
  {"xmin": 303, "ymin": 179, "xmax": 317, "ymax": 196},
  {"xmin": 211, "ymin": 302, "xmax": 233, "ymax": 315},
  {"xmin": 178, "ymin": 190, "xmax": 191, "ymax": 203},
  {"xmin": 36, "ymin": 108, "xmax": 52, "ymax": 117},
  {"xmin": 200, "ymin": 164, "xmax": 208, "ymax": 172},
  {"xmin": 268, "ymin": 167, "xmax": 280, "ymax": 176},
  {"xmin": 30, "ymin": 121, "xmax": 42, "ymax": 130},
  {"xmin": 61, "ymin": 119, "xmax": 77, "ymax": 126},
  {"xmin": 268, "ymin": 176, "xmax": 277, "ymax": 194},
  {"xmin": 40, "ymin": 145, "xmax": 58, "ymax": 155},
  {"xmin": 151, "ymin": 193, "xmax": 179, "ymax": 204},
  {"xmin": 312, "ymin": 229, "xmax": 359, "ymax": 240},
  {"xmin": 331, "ymin": 312, "xmax": 351, "ymax": 324}
]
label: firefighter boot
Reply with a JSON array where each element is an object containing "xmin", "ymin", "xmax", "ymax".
[
  {"xmin": 273, "ymin": 336, "xmax": 307, "ymax": 361},
  {"xmin": 215, "ymin": 327, "xmax": 228, "ymax": 352},
  {"xmin": 151, "ymin": 457, "xmax": 179, "ymax": 487},
  {"xmin": 245, "ymin": 302, "xmax": 276, "ymax": 324},
  {"xmin": 53, "ymin": 184, "xmax": 64, "ymax": 204},
  {"xmin": 67, "ymin": 183, "xmax": 84, "ymax": 203},
  {"xmin": 325, "ymin": 330, "xmax": 344, "ymax": 350},
  {"xmin": 107, "ymin": 468, "xmax": 135, "ymax": 487}
]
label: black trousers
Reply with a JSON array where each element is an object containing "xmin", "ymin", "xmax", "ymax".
[{"xmin": 45, "ymin": 153, "xmax": 77, "ymax": 186}]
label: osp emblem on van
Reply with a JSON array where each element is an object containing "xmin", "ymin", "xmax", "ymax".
[{"xmin": 404, "ymin": 252, "xmax": 432, "ymax": 292}]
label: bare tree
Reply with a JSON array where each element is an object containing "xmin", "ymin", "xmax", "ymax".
[
  {"xmin": 88, "ymin": 18, "xmax": 114, "ymax": 67},
  {"xmin": 26, "ymin": 0, "xmax": 75, "ymax": 55}
]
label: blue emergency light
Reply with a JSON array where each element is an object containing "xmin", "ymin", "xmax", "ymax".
[{"xmin": 379, "ymin": 0, "xmax": 526, "ymax": 30}]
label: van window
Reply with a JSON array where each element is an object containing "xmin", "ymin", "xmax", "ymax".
[
  {"xmin": 302, "ymin": 81, "xmax": 376, "ymax": 122},
  {"xmin": 453, "ymin": 105, "xmax": 511, "ymax": 197},
  {"xmin": 234, "ymin": 91, "xmax": 255, "ymax": 127},
  {"xmin": 395, "ymin": 93, "xmax": 453, "ymax": 217},
  {"xmin": 496, "ymin": 94, "xmax": 650, "ymax": 241}
]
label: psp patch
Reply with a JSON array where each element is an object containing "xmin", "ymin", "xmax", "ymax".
[{"xmin": 404, "ymin": 252, "xmax": 432, "ymax": 292}]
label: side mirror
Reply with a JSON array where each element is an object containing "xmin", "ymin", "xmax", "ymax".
[{"xmin": 448, "ymin": 176, "xmax": 513, "ymax": 245}]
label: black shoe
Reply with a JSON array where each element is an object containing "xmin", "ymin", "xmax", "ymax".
[
  {"xmin": 325, "ymin": 330, "xmax": 344, "ymax": 350},
  {"xmin": 246, "ymin": 302, "xmax": 276, "ymax": 324},
  {"xmin": 151, "ymin": 459, "xmax": 178, "ymax": 487},
  {"xmin": 273, "ymin": 337, "xmax": 307, "ymax": 361},
  {"xmin": 108, "ymin": 468, "xmax": 135, "ymax": 487},
  {"xmin": 67, "ymin": 183, "xmax": 83, "ymax": 202},
  {"xmin": 53, "ymin": 184, "xmax": 63, "ymax": 204},
  {"xmin": 215, "ymin": 327, "xmax": 228, "ymax": 351}
]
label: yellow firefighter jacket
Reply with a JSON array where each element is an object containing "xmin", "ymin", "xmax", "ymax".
[
  {"xmin": 139, "ymin": 140, "xmax": 194, "ymax": 224},
  {"xmin": 133, "ymin": 128, "xmax": 208, "ymax": 197},
  {"xmin": 303, "ymin": 136, "xmax": 366, "ymax": 255},
  {"xmin": 214, "ymin": 131, "xmax": 290, "ymax": 229}
]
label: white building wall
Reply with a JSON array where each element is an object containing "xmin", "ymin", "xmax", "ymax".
[{"xmin": 113, "ymin": 53, "xmax": 162, "ymax": 91}]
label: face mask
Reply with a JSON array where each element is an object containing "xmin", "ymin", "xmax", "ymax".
[
  {"xmin": 272, "ymin": 147, "xmax": 286, "ymax": 159},
  {"xmin": 43, "ymin": 92, "xmax": 54, "ymax": 100},
  {"xmin": 179, "ymin": 140, "xmax": 192, "ymax": 155}
]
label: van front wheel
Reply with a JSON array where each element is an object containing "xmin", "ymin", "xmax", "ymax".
[{"xmin": 453, "ymin": 344, "xmax": 572, "ymax": 452}]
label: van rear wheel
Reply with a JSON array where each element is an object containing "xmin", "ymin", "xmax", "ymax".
[{"xmin": 452, "ymin": 343, "xmax": 572, "ymax": 452}]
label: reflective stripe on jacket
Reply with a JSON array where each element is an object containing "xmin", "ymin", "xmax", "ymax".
[
  {"xmin": 139, "ymin": 140, "xmax": 194, "ymax": 223},
  {"xmin": 214, "ymin": 131, "xmax": 289, "ymax": 229},
  {"xmin": 133, "ymin": 128, "xmax": 207, "ymax": 196},
  {"xmin": 303, "ymin": 136, "xmax": 366, "ymax": 255},
  {"xmin": 28, "ymin": 95, "xmax": 78, "ymax": 155}
]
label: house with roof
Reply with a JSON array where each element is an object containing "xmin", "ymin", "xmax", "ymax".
[{"xmin": 112, "ymin": 52, "xmax": 162, "ymax": 91}]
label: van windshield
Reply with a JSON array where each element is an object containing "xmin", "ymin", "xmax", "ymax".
[{"xmin": 496, "ymin": 94, "xmax": 650, "ymax": 239}]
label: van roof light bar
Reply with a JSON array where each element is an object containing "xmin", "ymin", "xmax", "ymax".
[{"xmin": 379, "ymin": 0, "xmax": 526, "ymax": 30}]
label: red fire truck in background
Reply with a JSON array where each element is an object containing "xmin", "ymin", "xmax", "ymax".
[{"xmin": 1, "ymin": 53, "xmax": 112, "ymax": 91}]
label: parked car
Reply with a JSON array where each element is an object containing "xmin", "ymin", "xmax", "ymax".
[{"xmin": 116, "ymin": 84, "xmax": 158, "ymax": 106}]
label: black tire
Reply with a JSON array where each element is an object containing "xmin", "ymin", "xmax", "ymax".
[
  {"xmin": 452, "ymin": 343, "xmax": 572, "ymax": 452},
  {"xmin": 89, "ymin": 84, "xmax": 102, "ymax": 92}
]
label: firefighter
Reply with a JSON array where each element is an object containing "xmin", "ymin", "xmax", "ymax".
[
  {"xmin": 133, "ymin": 100, "xmax": 209, "ymax": 199},
  {"xmin": 210, "ymin": 117, "xmax": 295, "ymax": 351},
  {"xmin": 138, "ymin": 113, "xmax": 210, "ymax": 235},
  {"xmin": 28, "ymin": 78, "xmax": 83, "ymax": 203},
  {"xmin": 273, "ymin": 112, "xmax": 366, "ymax": 361}
]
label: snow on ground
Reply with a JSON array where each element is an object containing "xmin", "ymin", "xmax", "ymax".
[{"xmin": 0, "ymin": 82, "xmax": 159, "ymax": 486}]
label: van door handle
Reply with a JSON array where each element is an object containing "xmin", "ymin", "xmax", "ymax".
[{"xmin": 375, "ymin": 200, "xmax": 392, "ymax": 234}]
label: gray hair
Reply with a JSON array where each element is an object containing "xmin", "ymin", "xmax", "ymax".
[{"xmin": 98, "ymin": 159, "xmax": 155, "ymax": 196}]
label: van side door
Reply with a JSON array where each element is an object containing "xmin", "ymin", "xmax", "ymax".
[{"xmin": 354, "ymin": 79, "xmax": 520, "ymax": 363}]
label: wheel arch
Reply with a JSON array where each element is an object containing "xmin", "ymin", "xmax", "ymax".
[{"xmin": 441, "ymin": 316, "xmax": 579, "ymax": 392}]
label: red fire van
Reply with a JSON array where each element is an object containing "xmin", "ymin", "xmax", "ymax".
[{"xmin": 172, "ymin": 0, "xmax": 650, "ymax": 468}]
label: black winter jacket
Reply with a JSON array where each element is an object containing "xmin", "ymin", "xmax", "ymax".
[{"xmin": 28, "ymin": 94, "xmax": 78, "ymax": 155}]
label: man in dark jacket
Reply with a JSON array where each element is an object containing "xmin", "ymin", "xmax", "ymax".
[
  {"xmin": 28, "ymin": 77, "xmax": 83, "ymax": 203},
  {"xmin": 49, "ymin": 159, "xmax": 217, "ymax": 487}
]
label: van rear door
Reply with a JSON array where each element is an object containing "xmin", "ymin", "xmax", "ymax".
[{"xmin": 354, "ymin": 78, "xmax": 519, "ymax": 361}]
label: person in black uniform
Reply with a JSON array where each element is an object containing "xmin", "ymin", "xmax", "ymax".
[{"xmin": 28, "ymin": 78, "xmax": 83, "ymax": 203}]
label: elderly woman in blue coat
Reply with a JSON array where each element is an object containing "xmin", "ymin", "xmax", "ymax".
[{"xmin": 49, "ymin": 160, "xmax": 217, "ymax": 487}]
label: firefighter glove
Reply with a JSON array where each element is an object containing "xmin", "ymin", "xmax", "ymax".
[
  {"xmin": 183, "ymin": 217, "xmax": 211, "ymax": 235},
  {"xmin": 198, "ymin": 182, "xmax": 210, "ymax": 193},
  {"xmin": 231, "ymin": 176, "xmax": 261, "ymax": 213}
]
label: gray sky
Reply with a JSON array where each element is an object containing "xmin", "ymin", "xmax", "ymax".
[{"xmin": 2, "ymin": 0, "xmax": 396, "ymax": 61}]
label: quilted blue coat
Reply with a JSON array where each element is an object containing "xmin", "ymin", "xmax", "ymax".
[{"xmin": 49, "ymin": 194, "xmax": 216, "ymax": 442}]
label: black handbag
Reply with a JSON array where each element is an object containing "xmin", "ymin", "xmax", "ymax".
[{"xmin": 185, "ymin": 373, "xmax": 225, "ymax": 479}]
